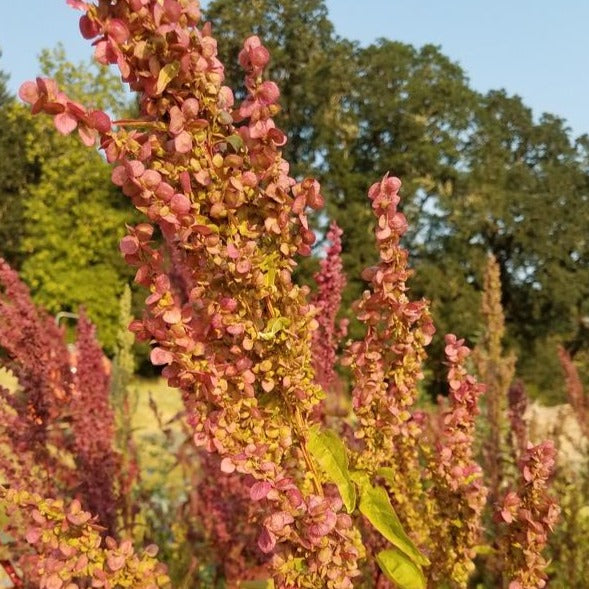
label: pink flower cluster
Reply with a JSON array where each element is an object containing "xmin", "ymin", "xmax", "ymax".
[
  {"xmin": 311, "ymin": 221, "xmax": 347, "ymax": 396},
  {"xmin": 2, "ymin": 488, "xmax": 169, "ymax": 589},
  {"xmin": 496, "ymin": 441, "xmax": 560, "ymax": 588},
  {"xmin": 428, "ymin": 334, "xmax": 487, "ymax": 584},
  {"xmin": 346, "ymin": 175, "xmax": 435, "ymax": 462},
  {"xmin": 21, "ymin": 2, "xmax": 361, "ymax": 586},
  {"xmin": 19, "ymin": 77, "xmax": 111, "ymax": 146},
  {"xmin": 343, "ymin": 175, "xmax": 438, "ymax": 556}
]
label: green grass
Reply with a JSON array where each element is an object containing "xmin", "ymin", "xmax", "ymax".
[
  {"xmin": 129, "ymin": 376, "xmax": 184, "ymax": 433},
  {"xmin": 126, "ymin": 377, "xmax": 188, "ymax": 497}
]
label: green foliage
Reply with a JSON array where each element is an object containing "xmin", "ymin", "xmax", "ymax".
[
  {"xmin": 376, "ymin": 548, "xmax": 426, "ymax": 589},
  {"xmin": 0, "ymin": 56, "xmax": 38, "ymax": 268},
  {"xmin": 470, "ymin": 95, "xmax": 587, "ymax": 316},
  {"xmin": 308, "ymin": 427, "xmax": 356, "ymax": 513},
  {"xmin": 20, "ymin": 121, "xmax": 131, "ymax": 351},
  {"xmin": 432, "ymin": 90, "xmax": 589, "ymax": 393},
  {"xmin": 111, "ymin": 286, "xmax": 139, "ymax": 532},
  {"xmin": 353, "ymin": 472, "xmax": 429, "ymax": 568},
  {"xmin": 308, "ymin": 429, "xmax": 429, "ymax": 587}
]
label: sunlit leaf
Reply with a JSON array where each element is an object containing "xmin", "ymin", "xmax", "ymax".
[
  {"xmin": 376, "ymin": 549, "xmax": 426, "ymax": 589},
  {"xmin": 308, "ymin": 427, "xmax": 356, "ymax": 513},
  {"xmin": 226, "ymin": 134, "xmax": 244, "ymax": 152},
  {"xmin": 258, "ymin": 317, "xmax": 290, "ymax": 340},
  {"xmin": 155, "ymin": 61, "xmax": 180, "ymax": 94},
  {"xmin": 354, "ymin": 473, "xmax": 429, "ymax": 566}
]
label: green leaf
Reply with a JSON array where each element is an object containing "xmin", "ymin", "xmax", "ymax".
[
  {"xmin": 376, "ymin": 549, "xmax": 426, "ymax": 589},
  {"xmin": 155, "ymin": 61, "xmax": 180, "ymax": 94},
  {"xmin": 264, "ymin": 266, "xmax": 277, "ymax": 289},
  {"xmin": 226, "ymin": 134, "xmax": 244, "ymax": 152},
  {"xmin": 237, "ymin": 581, "xmax": 275, "ymax": 589},
  {"xmin": 308, "ymin": 428, "xmax": 356, "ymax": 513},
  {"xmin": 258, "ymin": 317, "xmax": 291, "ymax": 340},
  {"xmin": 376, "ymin": 466, "xmax": 396, "ymax": 485},
  {"xmin": 356, "ymin": 476, "xmax": 429, "ymax": 566},
  {"xmin": 474, "ymin": 544, "xmax": 496, "ymax": 556}
]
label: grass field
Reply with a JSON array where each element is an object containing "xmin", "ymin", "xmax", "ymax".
[{"xmin": 127, "ymin": 376, "xmax": 187, "ymax": 493}]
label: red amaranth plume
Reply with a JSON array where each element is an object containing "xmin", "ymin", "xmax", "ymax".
[
  {"xmin": 0, "ymin": 258, "xmax": 75, "ymax": 495},
  {"xmin": 193, "ymin": 453, "xmax": 264, "ymax": 582},
  {"xmin": 508, "ymin": 380, "xmax": 529, "ymax": 459},
  {"xmin": 558, "ymin": 345, "xmax": 589, "ymax": 439},
  {"xmin": 71, "ymin": 310, "xmax": 119, "ymax": 534},
  {"xmin": 0, "ymin": 260, "xmax": 119, "ymax": 537},
  {"xmin": 310, "ymin": 221, "xmax": 347, "ymax": 404}
]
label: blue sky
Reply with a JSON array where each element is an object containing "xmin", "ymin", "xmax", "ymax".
[{"xmin": 1, "ymin": 1, "xmax": 587, "ymax": 137}]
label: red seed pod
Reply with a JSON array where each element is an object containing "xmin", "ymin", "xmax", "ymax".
[{"xmin": 79, "ymin": 15, "xmax": 100, "ymax": 39}]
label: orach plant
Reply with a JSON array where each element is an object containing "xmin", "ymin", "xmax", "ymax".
[{"xmin": 9, "ymin": 1, "xmax": 559, "ymax": 587}]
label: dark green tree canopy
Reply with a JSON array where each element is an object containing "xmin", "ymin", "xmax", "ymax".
[{"xmin": 206, "ymin": 0, "xmax": 352, "ymax": 178}]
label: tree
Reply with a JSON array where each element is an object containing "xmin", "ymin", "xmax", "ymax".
[
  {"xmin": 431, "ymin": 90, "xmax": 589, "ymax": 393},
  {"xmin": 0, "ymin": 52, "xmax": 39, "ymax": 268},
  {"xmin": 322, "ymin": 40, "xmax": 477, "ymax": 334},
  {"xmin": 205, "ymin": 0, "xmax": 354, "ymax": 180}
]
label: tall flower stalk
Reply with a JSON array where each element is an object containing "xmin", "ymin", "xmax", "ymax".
[
  {"xmin": 344, "ymin": 175, "xmax": 436, "ymax": 544},
  {"xmin": 0, "ymin": 259, "xmax": 74, "ymax": 496},
  {"xmin": 473, "ymin": 254, "xmax": 516, "ymax": 506},
  {"xmin": 558, "ymin": 345, "xmax": 589, "ymax": 440},
  {"xmin": 21, "ymin": 2, "xmax": 363, "ymax": 585},
  {"xmin": 428, "ymin": 334, "xmax": 487, "ymax": 585},
  {"xmin": 495, "ymin": 441, "xmax": 560, "ymax": 588},
  {"xmin": 310, "ymin": 221, "xmax": 347, "ymax": 416},
  {"xmin": 71, "ymin": 310, "xmax": 119, "ymax": 534}
]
